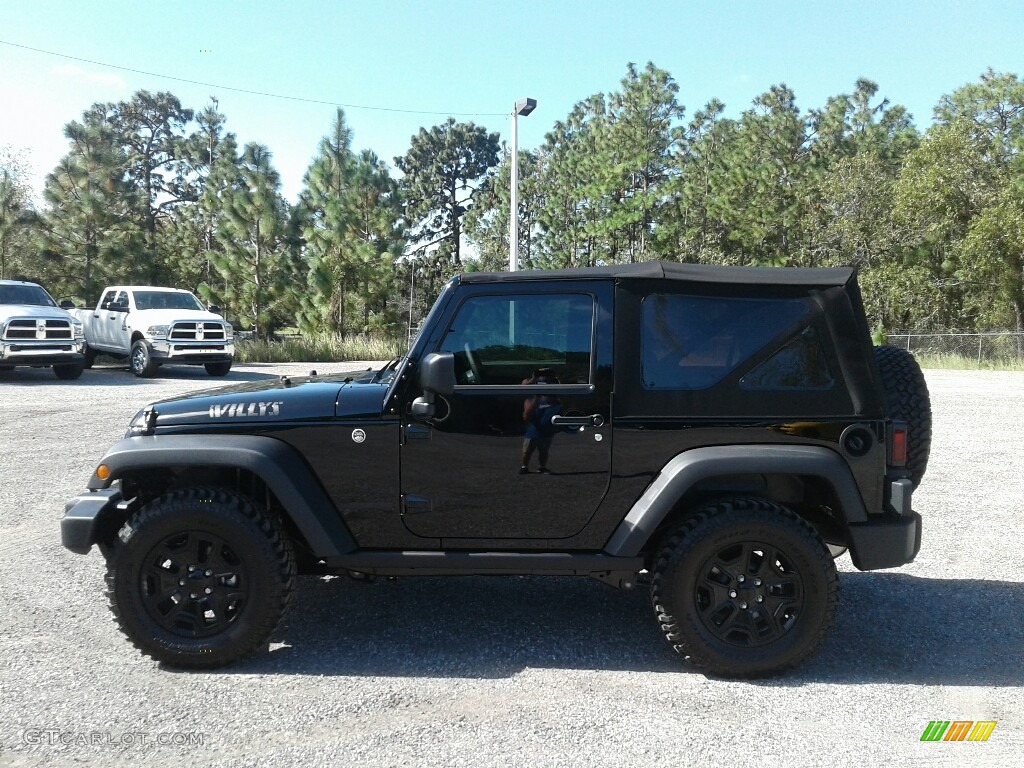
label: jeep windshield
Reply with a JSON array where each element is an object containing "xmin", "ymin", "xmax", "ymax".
[
  {"xmin": 0, "ymin": 284, "xmax": 57, "ymax": 307},
  {"xmin": 134, "ymin": 291, "xmax": 206, "ymax": 311}
]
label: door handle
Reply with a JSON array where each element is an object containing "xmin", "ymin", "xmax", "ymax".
[
  {"xmin": 405, "ymin": 424, "xmax": 431, "ymax": 440},
  {"xmin": 549, "ymin": 413, "xmax": 605, "ymax": 428}
]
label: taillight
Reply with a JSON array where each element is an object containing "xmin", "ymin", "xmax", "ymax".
[{"xmin": 890, "ymin": 423, "xmax": 908, "ymax": 466}]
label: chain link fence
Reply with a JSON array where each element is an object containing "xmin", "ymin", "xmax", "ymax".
[{"xmin": 887, "ymin": 332, "xmax": 1024, "ymax": 363}]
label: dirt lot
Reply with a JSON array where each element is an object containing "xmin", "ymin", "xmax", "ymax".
[{"xmin": 0, "ymin": 363, "xmax": 1021, "ymax": 767}]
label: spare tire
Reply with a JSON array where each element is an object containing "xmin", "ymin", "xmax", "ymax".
[{"xmin": 873, "ymin": 345, "xmax": 932, "ymax": 488}]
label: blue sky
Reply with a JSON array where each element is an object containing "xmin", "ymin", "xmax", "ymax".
[{"xmin": 1, "ymin": 0, "xmax": 1022, "ymax": 201}]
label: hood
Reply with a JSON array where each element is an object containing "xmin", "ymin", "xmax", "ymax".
[
  {"xmin": 1, "ymin": 304, "xmax": 77, "ymax": 321},
  {"xmin": 129, "ymin": 309, "xmax": 226, "ymax": 326},
  {"xmin": 146, "ymin": 367, "xmax": 390, "ymax": 428}
]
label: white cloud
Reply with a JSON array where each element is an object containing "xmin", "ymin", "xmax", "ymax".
[{"xmin": 51, "ymin": 64, "xmax": 127, "ymax": 90}]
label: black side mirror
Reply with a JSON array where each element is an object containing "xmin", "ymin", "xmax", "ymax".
[
  {"xmin": 59, "ymin": 300, "xmax": 75, "ymax": 309},
  {"xmin": 418, "ymin": 352, "xmax": 456, "ymax": 396},
  {"xmin": 110, "ymin": 301, "xmax": 127, "ymax": 312},
  {"xmin": 209, "ymin": 305, "xmax": 221, "ymax": 315}
]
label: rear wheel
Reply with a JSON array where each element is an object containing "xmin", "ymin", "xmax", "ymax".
[
  {"xmin": 651, "ymin": 497, "xmax": 838, "ymax": 677},
  {"xmin": 105, "ymin": 488, "xmax": 295, "ymax": 668},
  {"xmin": 874, "ymin": 345, "xmax": 932, "ymax": 488}
]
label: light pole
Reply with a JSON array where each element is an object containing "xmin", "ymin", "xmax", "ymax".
[{"xmin": 509, "ymin": 97, "xmax": 536, "ymax": 272}]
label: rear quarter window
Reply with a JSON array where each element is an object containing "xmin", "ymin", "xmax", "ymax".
[{"xmin": 641, "ymin": 294, "xmax": 810, "ymax": 390}]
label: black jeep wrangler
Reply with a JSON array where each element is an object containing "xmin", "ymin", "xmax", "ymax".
[{"xmin": 61, "ymin": 262, "xmax": 930, "ymax": 677}]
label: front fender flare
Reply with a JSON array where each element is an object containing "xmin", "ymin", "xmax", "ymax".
[
  {"xmin": 603, "ymin": 445, "xmax": 868, "ymax": 557},
  {"xmin": 85, "ymin": 434, "xmax": 357, "ymax": 558}
]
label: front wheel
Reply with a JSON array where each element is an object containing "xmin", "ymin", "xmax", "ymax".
[
  {"xmin": 650, "ymin": 497, "xmax": 838, "ymax": 678},
  {"xmin": 205, "ymin": 361, "xmax": 232, "ymax": 376},
  {"xmin": 83, "ymin": 345, "xmax": 97, "ymax": 369},
  {"xmin": 53, "ymin": 363, "xmax": 84, "ymax": 380},
  {"xmin": 105, "ymin": 488, "xmax": 295, "ymax": 668},
  {"xmin": 130, "ymin": 340, "xmax": 159, "ymax": 378}
]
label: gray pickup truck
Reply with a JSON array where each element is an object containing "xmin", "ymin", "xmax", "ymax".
[{"xmin": 0, "ymin": 279, "xmax": 85, "ymax": 379}]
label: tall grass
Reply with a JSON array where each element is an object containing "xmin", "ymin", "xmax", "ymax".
[
  {"xmin": 912, "ymin": 352, "xmax": 1024, "ymax": 371},
  {"xmin": 235, "ymin": 334, "xmax": 404, "ymax": 363}
]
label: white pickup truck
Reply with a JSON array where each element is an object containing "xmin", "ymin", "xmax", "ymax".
[
  {"xmin": 70, "ymin": 286, "xmax": 234, "ymax": 377},
  {"xmin": 0, "ymin": 279, "xmax": 86, "ymax": 379}
]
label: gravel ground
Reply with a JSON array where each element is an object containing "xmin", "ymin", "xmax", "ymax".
[{"xmin": 0, "ymin": 363, "xmax": 1021, "ymax": 768}]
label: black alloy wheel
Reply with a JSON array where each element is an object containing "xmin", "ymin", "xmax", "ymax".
[
  {"xmin": 106, "ymin": 488, "xmax": 295, "ymax": 668},
  {"xmin": 651, "ymin": 497, "xmax": 838, "ymax": 678}
]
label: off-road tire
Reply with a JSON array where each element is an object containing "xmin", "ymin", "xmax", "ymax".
[
  {"xmin": 105, "ymin": 487, "xmax": 296, "ymax": 669},
  {"xmin": 130, "ymin": 339, "xmax": 159, "ymax": 378},
  {"xmin": 873, "ymin": 345, "xmax": 932, "ymax": 488},
  {"xmin": 53, "ymin": 363, "xmax": 84, "ymax": 380},
  {"xmin": 205, "ymin": 361, "xmax": 232, "ymax": 376},
  {"xmin": 650, "ymin": 497, "xmax": 838, "ymax": 678},
  {"xmin": 83, "ymin": 345, "xmax": 97, "ymax": 369}
]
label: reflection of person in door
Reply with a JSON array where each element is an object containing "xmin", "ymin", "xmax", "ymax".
[{"xmin": 519, "ymin": 368, "xmax": 562, "ymax": 474}]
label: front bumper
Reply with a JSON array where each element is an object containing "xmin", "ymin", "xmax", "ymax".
[
  {"xmin": 847, "ymin": 478, "xmax": 922, "ymax": 570},
  {"xmin": 0, "ymin": 339, "xmax": 85, "ymax": 365},
  {"xmin": 149, "ymin": 338, "xmax": 234, "ymax": 363},
  {"xmin": 61, "ymin": 488, "xmax": 125, "ymax": 554}
]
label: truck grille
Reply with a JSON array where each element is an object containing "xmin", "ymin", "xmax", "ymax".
[
  {"xmin": 169, "ymin": 322, "xmax": 226, "ymax": 342},
  {"xmin": 3, "ymin": 319, "xmax": 73, "ymax": 341}
]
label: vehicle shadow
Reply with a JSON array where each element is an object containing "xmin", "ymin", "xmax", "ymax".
[{"xmin": 213, "ymin": 572, "xmax": 1024, "ymax": 685}]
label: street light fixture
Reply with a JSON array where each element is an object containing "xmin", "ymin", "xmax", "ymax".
[{"xmin": 509, "ymin": 97, "xmax": 537, "ymax": 272}]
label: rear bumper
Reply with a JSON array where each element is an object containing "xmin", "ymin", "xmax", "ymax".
[
  {"xmin": 848, "ymin": 508, "xmax": 922, "ymax": 570},
  {"xmin": 61, "ymin": 488, "xmax": 124, "ymax": 554}
]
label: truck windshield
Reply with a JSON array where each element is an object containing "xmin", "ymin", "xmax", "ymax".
[
  {"xmin": 0, "ymin": 284, "xmax": 57, "ymax": 307},
  {"xmin": 134, "ymin": 291, "xmax": 205, "ymax": 311}
]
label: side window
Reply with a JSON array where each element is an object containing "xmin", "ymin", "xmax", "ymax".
[
  {"xmin": 438, "ymin": 294, "xmax": 593, "ymax": 385},
  {"xmin": 100, "ymin": 290, "xmax": 117, "ymax": 309},
  {"xmin": 641, "ymin": 294, "xmax": 809, "ymax": 390},
  {"xmin": 115, "ymin": 291, "xmax": 129, "ymax": 308},
  {"xmin": 740, "ymin": 327, "xmax": 834, "ymax": 390}
]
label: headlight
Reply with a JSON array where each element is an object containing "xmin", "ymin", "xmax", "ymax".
[
  {"xmin": 72, "ymin": 321, "xmax": 84, "ymax": 339},
  {"xmin": 224, "ymin": 323, "xmax": 233, "ymax": 339},
  {"xmin": 146, "ymin": 324, "xmax": 170, "ymax": 339}
]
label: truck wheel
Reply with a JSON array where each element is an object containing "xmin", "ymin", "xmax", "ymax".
[
  {"xmin": 130, "ymin": 340, "xmax": 159, "ymax": 378},
  {"xmin": 105, "ymin": 488, "xmax": 295, "ymax": 669},
  {"xmin": 53, "ymin": 363, "xmax": 85, "ymax": 380},
  {"xmin": 650, "ymin": 497, "xmax": 838, "ymax": 678},
  {"xmin": 873, "ymin": 345, "xmax": 932, "ymax": 488},
  {"xmin": 83, "ymin": 345, "xmax": 97, "ymax": 369},
  {"xmin": 205, "ymin": 361, "xmax": 232, "ymax": 376}
]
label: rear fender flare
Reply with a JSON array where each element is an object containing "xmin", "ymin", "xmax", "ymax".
[{"xmin": 603, "ymin": 445, "xmax": 868, "ymax": 557}]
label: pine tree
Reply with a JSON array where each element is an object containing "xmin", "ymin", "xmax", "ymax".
[
  {"xmin": 206, "ymin": 142, "xmax": 290, "ymax": 338},
  {"xmin": 40, "ymin": 107, "xmax": 139, "ymax": 301}
]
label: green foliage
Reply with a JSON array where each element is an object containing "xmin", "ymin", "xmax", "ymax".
[
  {"xmin": 202, "ymin": 142, "xmax": 292, "ymax": 338},
  {"xmin": 8, "ymin": 65, "xmax": 1024, "ymax": 355},
  {"xmin": 294, "ymin": 110, "xmax": 406, "ymax": 338},
  {"xmin": 39, "ymin": 106, "xmax": 142, "ymax": 300},
  {"xmin": 0, "ymin": 147, "xmax": 39, "ymax": 281},
  {"xmin": 395, "ymin": 118, "xmax": 500, "ymax": 293}
]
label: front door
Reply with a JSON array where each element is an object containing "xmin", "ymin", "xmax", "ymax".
[{"xmin": 400, "ymin": 286, "xmax": 613, "ymax": 543}]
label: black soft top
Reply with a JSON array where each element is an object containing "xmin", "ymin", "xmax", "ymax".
[{"xmin": 460, "ymin": 261, "xmax": 855, "ymax": 288}]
